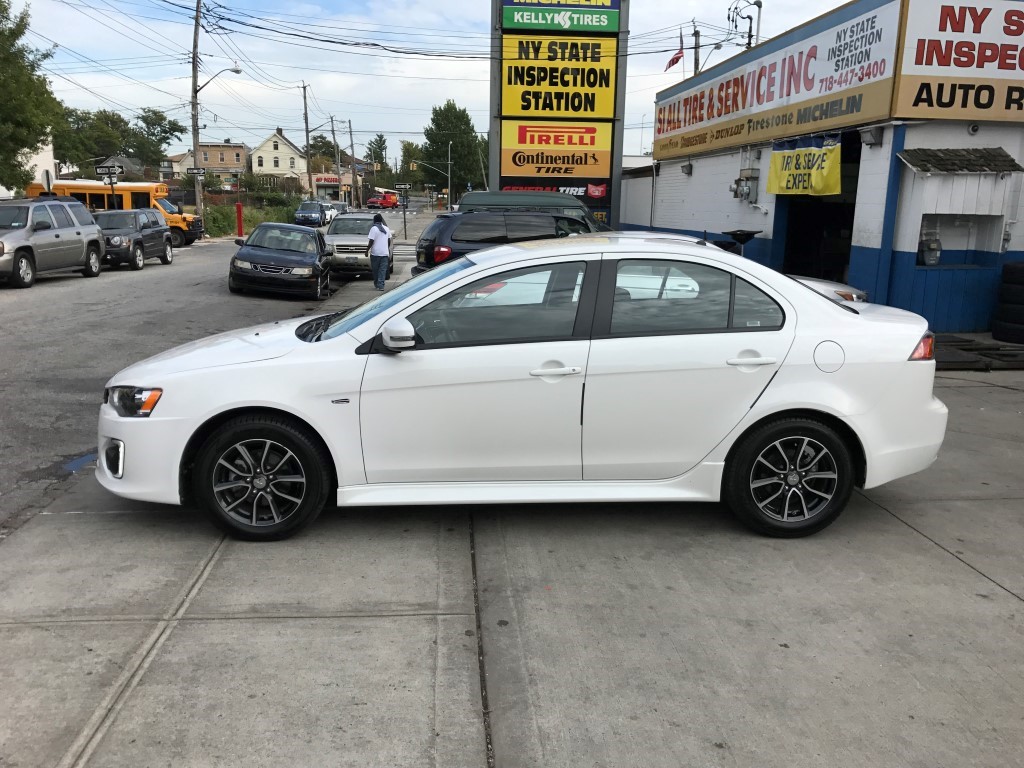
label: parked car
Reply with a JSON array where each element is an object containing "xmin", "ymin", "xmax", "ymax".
[
  {"xmin": 294, "ymin": 201, "xmax": 328, "ymax": 227},
  {"xmin": 413, "ymin": 210, "xmax": 601, "ymax": 274},
  {"xmin": 0, "ymin": 196, "xmax": 104, "ymax": 288},
  {"xmin": 96, "ymin": 232, "xmax": 947, "ymax": 542},
  {"xmin": 94, "ymin": 209, "xmax": 173, "ymax": 270},
  {"xmin": 367, "ymin": 193, "xmax": 399, "ymax": 209},
  {"xmin": 324, "ymin": 213, "xmax": 393, "ymax": 279},
  {"xmin": 456, "ymin": 190, "xmax": 608, "ymax": 230},
  {"xmin": 228, "ymin": 223, "xmax": 331, "ymax": 300},
  {"xmin": 330, "ymin": 201, "xmax": 349, "ymax": 216},
  {"xmin": 321, "ymin": 201, "xmax": 338, "ymax": 224}
]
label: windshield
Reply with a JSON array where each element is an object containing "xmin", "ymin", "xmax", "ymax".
[
  {"xmin": 298, "ymin": 202, "xmax": 320, "ymax": 211},
  {"xmin": 0, "ymin": 206, "xmax": 28, "ymax": 230},
  {"xmin": 247, "ymin": 226, "xmax": 318, "ymax": 253},
  {"xmin": 319, "ymin": 257, "xmax": 476, "ymax": 341},
  {"xmin": 327, "ymin": 218, "xmax": 373, "ymax": 235},
  {"xmin": 95, "ymin": 212, "xmax": 136, "ymax": 229},
  {"xmin": 156, "ymin": 198, "xmax": 177, "ymax": 215}
]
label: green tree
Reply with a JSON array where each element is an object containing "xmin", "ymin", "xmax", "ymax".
[
  {"xmin": 422, "ymin": 100, "xmax": 480, "ymax": 197},
  {"xmin": 308, "ymin": 154, "xmax": 335, "ymax": 174},
  {"xmin": 305, "ymin": 133, "xmax": 335, "ymax": 158},
  {"xmin": 0, "ymin": 0, "xmax": 61, "ymax": 189},
  {"xmin": 129, "ymin": 108, "xmax": 185, "ymax": 169},
  {"xmin": 400, "ymin": 140, "xmax": 424, "ymax": 187}
]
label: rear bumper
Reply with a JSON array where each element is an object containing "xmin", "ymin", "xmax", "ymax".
[{"xmin": 858, "ymin": 394, "xmax": 948, "ymax": 488}]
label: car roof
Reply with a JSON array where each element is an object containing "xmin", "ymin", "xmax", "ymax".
[
  {"xmin": 255, "ymin": 222, "xmax": 318, "ymax": 233},
  {"xmin": 458, "ymin": 191, "xmax": 586, "ymax": 206},
  {"xmin": 0, "ymin": 196, "xmax": 81, "ymax": 204}
]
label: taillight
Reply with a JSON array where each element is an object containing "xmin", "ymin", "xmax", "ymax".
[
  {"xmin": 433, "ymin": 245, "xmax": 453, "ymax": 264},
  {"xmin": 909, "ymin": 332, "xmax": 935, "ymax": 361}
]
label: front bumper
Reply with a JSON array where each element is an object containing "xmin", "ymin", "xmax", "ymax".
[
  {"xmin": 230, "ymin": 266, "xmax": 320, "ymax": 295},
  {"xmin": 96, "ymin": 403, "xmax": 191, "ymax": 505},
  {"xmin": 103, "ymin": 245, "xmax": 132, "ymax": 263}
]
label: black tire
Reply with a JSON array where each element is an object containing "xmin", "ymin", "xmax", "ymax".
[
  {"xmin": 82, "ymin": 246, "xmax": 101, "ymax": 278},
  {"xmin": 228, "ymin": 277, "xmax": 243, "ymax": 294},
  {"xmin": 386, "ymin": 259, "xmax": 393, "ymax": 278},
  {"xmin": 192, "ymin": 415, "xmax": 332, "ymax": 541},
  {"xmin": 992, "ymin": 319, "xmax": 1024, "ymax": 344},
  {"xmin": 130, "ymin": 243, "xmax": 145, "ymax": 271},
  {"xmin": 723, "ymin": 418, "xmax": 854, "ymax": 538},
  {"xmin": 994, "ymin": 303, "xmax": 1024, "ymax": 325},
  {"xmin": 998, "ymin": 283, "xmax": 1024, "ymax": 304},
  {"xmin": 10, "ymin": 251, "xmax": 35, "ymax": 288},
  {"xmin": 160, "ymin": 240, "xmax": 174, "ymax": 265},
  {"xmin": 1001, "ymin": 261, "xmax": 1024, "ymax": 286},
  {"xmin": 169, "ymin": 228, "xmax": 185, "ymax": 248},
  {"xmin": 312, "ymin": 271, "xmax": 329, "ymax": 301}
]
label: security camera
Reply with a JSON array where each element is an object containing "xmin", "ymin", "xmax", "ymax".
[{"xmin": 967, "ymin": 123, "xmax": 980, "ymax": 135}]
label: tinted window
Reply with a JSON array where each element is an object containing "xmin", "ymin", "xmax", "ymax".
[
  {"xmin": 328, "ymin": 218, "xmax": 372, "ymax": 235},
  {"xmin": 31, "ymin": 206, "xmax": 54, "ymax": 228},
  {"xmin": 732, "ymin": 278, "xmax": 784, "ymax": 329},
  {"xmin": 248, "ymin": 227, "xmax": 317, "ymax": 253},
  {"xmin": 450, "ymin": 216, "xmax": 505, "ymax": 244},
  {"xmin": 298, "ymin": 202, "xmax": 320, "ymax": 211},
  {"xmin": 555, "ymin": 216, "xmax": 591, "ymax": 235},
  {"xmin": 410, "ymin": 262, "xmax": 586, "ymax": 347},
  {"xmin": 418, "ymin": 217, "xmax": 447, "ymax": 242},
  {"xmin": 610, "ymin": 260, "xmax": 731, "ymax": 335},
  {"xmin": 94, "ymin": 212, "xmax": 136, "ymax": 229},
  {"xmin": 146, "ymin": 211, "xmax": 164, "ymax": 227},
  {"xmin": 47, "ymin": 204, "xmax": 74, "ymax": 228},
  {"xmin": 67, "ymin": 203, "xmax": 95, "ymax": 226},
  {"xmin": 131, "ymin": 192, "xmax": 150, "ymax": 209},
  {"xmin": 505, "ymin": 214, "xmax": 555, "ymax": 241}
]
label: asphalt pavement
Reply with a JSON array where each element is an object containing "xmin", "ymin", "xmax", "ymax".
[{"xmin": 0, "ymin": 215, "xmax": 1022, "ymax": 767}]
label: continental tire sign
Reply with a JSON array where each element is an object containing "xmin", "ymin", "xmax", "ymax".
[{"xmin": 501, "ymin": 121, "xmax": 612, "ymax": 176}]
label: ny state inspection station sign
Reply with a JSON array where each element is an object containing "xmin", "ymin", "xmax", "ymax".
[{"xmin": 502, "ymin": 0, "xmax": 620, "ymax": 33}]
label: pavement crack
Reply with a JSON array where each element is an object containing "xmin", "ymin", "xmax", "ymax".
[{"xmin": 469, "ymin": 513, "xmax": 496, "ymax": 768}]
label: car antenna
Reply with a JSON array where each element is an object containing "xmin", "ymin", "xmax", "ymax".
[{"xmin": 695, "ymin": 229, "xmax": 707, "ymax": 246}]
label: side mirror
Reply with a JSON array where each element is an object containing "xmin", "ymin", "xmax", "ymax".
[
  {"xmin": 33, "ymin": 220, "xmax": 51, "ymax": 231},
  {"xmin": 234, "ymin": 238, "xmax": 245, "ymax": 246},
  {"xmin": 176, "ymin": 204, "xmax": 183, "ymax": 215},
  {"xmin": 380, "ymin": 318, "xmax": 416, "ymax": 351}
]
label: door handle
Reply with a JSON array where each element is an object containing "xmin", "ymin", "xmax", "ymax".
[
  {"xmin": 727, "ymin": 357, "xmax": 776, "ymax": 366},
  {"xmin": 529, "ymin": 366, "xmax": 582, "ymax": 377}
]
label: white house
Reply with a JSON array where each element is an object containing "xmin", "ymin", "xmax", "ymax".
[{"xmin": 251, "ymin": 128, "xmax": 308, "ymax": 190}]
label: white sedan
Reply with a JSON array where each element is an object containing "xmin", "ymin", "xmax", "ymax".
[{"xmin": 96, "ymin": 233, "xmax": 948, "ymax": 541}]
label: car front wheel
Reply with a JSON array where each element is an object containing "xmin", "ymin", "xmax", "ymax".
[
  {"xmin": 192, "ymin": 416, "xmax": 333, "ymax": 540},
  {"xmin": 130, "ymin": 243, "xmax": 145, "ymax": 271},
  {"xmin": 11, "ymin": 252, "xmax": 35, "ymax": 288},
  {"xmin": 723, "ymin": 418, "xmax": 853, "ymax": 538}
]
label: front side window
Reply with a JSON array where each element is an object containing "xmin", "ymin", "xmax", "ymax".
[
  {"xmin": 610, "ymin": 260, "xmax": 730, "ymax": 335},
  {"xmin": 31, "ymin": 205, "xmax": 54, "ymax": 229},
  {"xmin": 409, "ymin": 261, "xmax": 586, "ymax": 347}
]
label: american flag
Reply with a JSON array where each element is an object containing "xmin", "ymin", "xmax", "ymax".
[{"xmin": 665, "ymin": 29, "xmax": 686, "ymax": 73}]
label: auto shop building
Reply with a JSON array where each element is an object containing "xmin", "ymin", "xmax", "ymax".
[{"xmin": 623, "ymin": 0, "xmax": 1024, "ymax": 332}]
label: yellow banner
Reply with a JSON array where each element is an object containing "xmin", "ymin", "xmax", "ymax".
[
  {"xmin": 767, "ymin": 135, "xmax": 842, "ymax": 195},
  {"xmin": 501, "ymin": 35, "xmax": 617, "ymax": 118}
]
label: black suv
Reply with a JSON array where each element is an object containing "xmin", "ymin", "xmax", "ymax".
[
  {"xmin": 94, "ymin": 209, "xmax": 174, "ymax": 270},
  {"xmin": 413, "ymin": 211, "xmax": 600, "ymax": 274}
]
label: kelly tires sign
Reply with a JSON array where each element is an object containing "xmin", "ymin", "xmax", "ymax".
[{"xmin": 501, "ymin": 0, "xmax": 620, "ymax": 33}]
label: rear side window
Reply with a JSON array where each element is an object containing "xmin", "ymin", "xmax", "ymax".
[
  {"xmin": 47, "ymin": 204, "xmax": 74, "ymax": 228},
  {"xmin": 505, "ymin": 214, "xmax": 555, "ymax": 242},
  {"xmin": 732, "ymin": 278, "xmax": 784, "ymax": 329},
  {"xmin": 451, "ymin": 215, "xmax": 506, "ymax": 244},
  {"xmin": 67, "ymin": 203, "xmax": 95, "ymax": 226},
  {"xmin": 418, "ymin": 218, "xmax": 447, "ymax": 242}
]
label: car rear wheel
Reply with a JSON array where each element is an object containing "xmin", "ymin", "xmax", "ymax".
[
  {"xmin": 130, "ymin": 243, "xmax": 145, "ymax": 271},
  {"xmin": 160, "ymin": 241, "xmax": 174, "ymax": 265},
  {"xmin": 82, "ymin": 246, "xmax": 101, "ymax": 278},
  {"xmin": 723, "ymin": 418, "xmax": 853, "ymax": 538},
  {"xmin": 11, "ymin": 252, "xmax": 35, "ymax": 288},
  {"xmin": 192, "ymin": 416, "xmax": 332, "ymax": 540}
]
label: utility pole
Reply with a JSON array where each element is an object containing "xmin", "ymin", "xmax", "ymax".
[
  {"xmin": 302, "ymin": 83, "xmax": 313, "ymax": 197},
  {"xmin": 190, "ymin": 0, "xmax": 203, "ymax": 220},
  {"xmin": 347, "ymin": 119, "xmax": 359, "ymax": 208},
  {"xmin": 692, "ymin": 26, "xmax": 700, "ymax": 76},
  {"xmin": 476, "ymin": 140, "xmax": 488, "ymax": 191},
  {"xmin": 330, "ymin": 115, "xmax": 343, "ymax": 203}
]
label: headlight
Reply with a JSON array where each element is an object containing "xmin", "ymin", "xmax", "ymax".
[
  {"xmin": 109, "ymin": 235, "xmax": 123, "ymax": 246},
  {"xmin": 292, "ymin": 267, "xmax": 313, "ymax": 276},
  {"xmin": 105, "ymin": 386, "xmax": 162, "ymax": 417},
  {"xmin": 234, "ymin": 259, "xmax": 252, "ymax": 269}
]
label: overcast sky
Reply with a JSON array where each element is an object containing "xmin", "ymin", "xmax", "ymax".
[{"xmin": 22, "ymin": 0, "xmax": 848, "ymax": 163}]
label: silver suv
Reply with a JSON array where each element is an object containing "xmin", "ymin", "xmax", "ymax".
[{"xmin": 0, "ymin": 196, "xmax": 105, "ymax": 288}]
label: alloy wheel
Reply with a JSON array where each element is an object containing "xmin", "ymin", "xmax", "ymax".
[
  {"xmin": 211, "ymin": 439, "xmax": 307, "ymax": 527},
  {"xmin": 18, "ymin": 257, "xmax": 33, "ymax": 282},
  {"xmin": 748, "ymin": 436, "xmax": 838, "ymax": 522}
]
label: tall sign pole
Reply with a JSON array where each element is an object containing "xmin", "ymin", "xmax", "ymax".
[
  {"xmin": 302, "ymin": 83, "xmax": 314, "ymax": 196},
  {"xmin": 190, "ymin": 0, "xmax": 203, "ymax": 220},
  {"xmin": 330, "ymin": 115, "xmax": 343, "ymax": 202}
]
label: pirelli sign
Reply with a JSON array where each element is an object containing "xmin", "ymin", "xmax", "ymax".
[
  {"xmin": 502, "ymin": 121, "xmax": 612, "ymax": 176},
  {"xmin": 493, "ymin": 0, "xmax": 624, "ymax": 225}
]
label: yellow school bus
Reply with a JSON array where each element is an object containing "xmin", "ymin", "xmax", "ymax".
[{"xmin": 24, "ymin": 180, "xmax": 204, "ymax": 247}]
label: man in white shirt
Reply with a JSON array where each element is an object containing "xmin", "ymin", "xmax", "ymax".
[{"xmin": 364, "ymin": 213, "xmax": 393, "ymax": 291}]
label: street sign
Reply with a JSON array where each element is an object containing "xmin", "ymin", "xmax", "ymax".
[
  {"xmin": 41, "ymin": 169, "xmax": 54, "ymax": 193},
  {"xmin": 94, "ymin": 164, "xmax": 124, "ymax": 176},
  {"xmin": 185, "ymin": 167, "xmax": 206, "ymax": 176},
  {"xmin": 395, "ymin": 183, "xmax": 411, "ymax": 190}
]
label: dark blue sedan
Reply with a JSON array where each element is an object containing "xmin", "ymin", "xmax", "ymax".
[{"xmin": 229, "ymin": 223, "xmax": 331, "ymax": 300}]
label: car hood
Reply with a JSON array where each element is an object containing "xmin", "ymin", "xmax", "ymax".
[
  {"xmin": 108, "ymin": 317, "xmax": 309, "ymax": 383},
  {"xmin": 100, "ymin": 227, "xmax": 137, "ymax": 237},
  {"xmin": 236, "ymin": 245, "xmax": 317, "ymax": 267},
  {"xmin": 324, "ymin": 233, "xmax": 369, "ymax": 245}
]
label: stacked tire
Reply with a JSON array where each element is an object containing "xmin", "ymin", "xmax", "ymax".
[{"xmin": 992, "ymin": 262, "xmax": 1024, "ymax": 344}]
